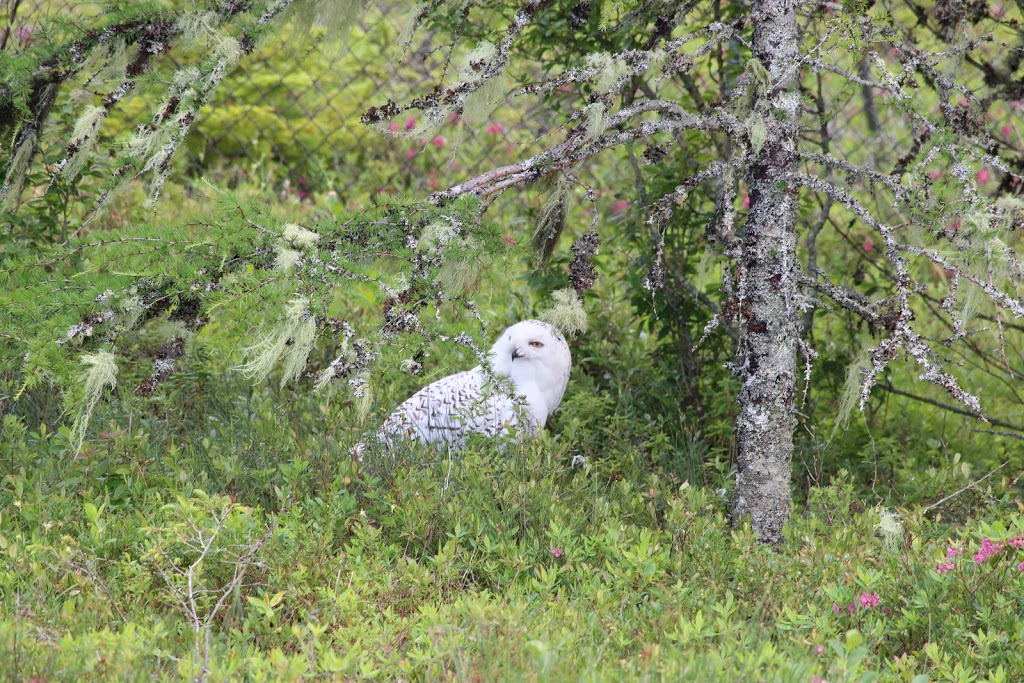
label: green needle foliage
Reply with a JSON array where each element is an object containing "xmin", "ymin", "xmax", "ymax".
[{"xmin": 1, "ymin": 190, "xmax": 516, "ymax": 445}]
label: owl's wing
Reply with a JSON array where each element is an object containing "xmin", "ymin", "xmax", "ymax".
[{"xmin": 377, "ymin": 367, "xmax": 535, "ymax": 450}]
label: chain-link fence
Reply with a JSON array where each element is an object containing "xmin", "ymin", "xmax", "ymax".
[{"xmin": 5, "ymin": 0, "xmax": 557, "ymax": 201}]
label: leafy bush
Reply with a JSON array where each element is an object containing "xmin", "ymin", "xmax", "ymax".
[{"xmin": 3, "ymin": 360, "xmax": 1024, "ymax": 680}]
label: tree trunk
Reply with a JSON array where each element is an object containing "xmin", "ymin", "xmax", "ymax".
[{"xmin": 730, "ymin": 0, "xmax": 800, "ymax": 544}]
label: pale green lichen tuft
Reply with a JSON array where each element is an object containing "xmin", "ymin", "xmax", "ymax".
[
  {"xmin": 71, "ymin": 350, "xmax": 119, "ymax": 455},
  {"xmin": 283, "ymin": 223, "xmax": 321, "ymax": 249},
  {"xmin": 418, "ymin": 220, "xmax": 458, "ymax": 252},
  {"xmin": 746, "ymin": 58, "xmax": 771, "ymax": 96},
  {"xmin": 437, "ymin": 256, "xmax": 483, "ymax": 297},
  {"xmin": 237, "ymin": 298, "xmax": 317, "ymax": 388},
  {"xmin": 177, "ymin": 11, "xmax": 219, "ymax": 44},
  {"xmin": 539, "ymin": 288, "xmax": 588, "ymax": 336},
  {"xmin": 746, "ymin": 112, "xmax": 768, "ymax": 154},
  {"xmin": 833, "ymin": 348, "xmax": 871, "ymax": 435},
  {"xmin": 460, "ymin": 41, "xmax": 498, "ymax": 82},
  {"xmin": 696, "ymin": 250, "xmax": 714, "ymax": 290},
  {"xmin": 956, "ymin": 280, "xmax": 980, "ymax": 331},
  {"xmin": 2, "ymin": 131, "xmax": 38, "ymax": 205},
  {"xmin": 586, "ymin": 52, "xmax": 631, "ymax": 92},
  {"xmin": 459, "ymin": 41, "xmax": 505, "ymax": 124},
  {"xmin": 92, "ymin": 41, "xmax": 129, "ymax": 87},
  {"xmin": 584, "ymin": 102, "xmax": 608, "ymax": 139},
  {"xmin": 463, "ymin": 71, "xmax": 506, "ymax": 124},
  {"xmin": 215, "ymin": 37, "xmax": 243, "ymax": 65},
  {"xmin": 127, "ymin": 124, "xmax": 169, "ymax": 161},
  {"xmin": 173, "ymin": 66, "xmax": 202, "ymax": 91},
  {"xmin": 316, "ymin": 0, "xmax": 367, "ymax": 44},
  {"xmin": 533, "ymin": 178, "xmax": 572, "ymax": 261},
  {"xmin": 354, "ymin": 373, "xmax": 374, "ymax": 425},
  {"xmin": 275, "ymin": 247, "xmax": 302, "ymax": 272},
  {"xmin": 62, "ymin": 105, "xmax": 107, "ymax": 180},
  {"xmin": 119, "ymin": 295, "xmax": 145, "ymax": 332},
  {"xmin": 875, "ymin": 507, "xmax": 904, "ymax": 551}
]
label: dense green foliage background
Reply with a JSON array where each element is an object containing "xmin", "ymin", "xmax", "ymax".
[{"xmin": 2, "ymin": 0, "xmax": 1024, "ymax": 680}]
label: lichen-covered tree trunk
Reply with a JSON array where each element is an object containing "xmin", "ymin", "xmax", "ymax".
[{"xmin": 730, "ymin": 0, "xmax": 800, "ymax": 544}]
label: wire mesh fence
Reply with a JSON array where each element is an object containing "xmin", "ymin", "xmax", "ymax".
[
  {"xmin": 5, "ymin": 0, "xmax": 936, "ymax": 209},
  {"xmin": 5, "ymin": 0, "xmax": 559, "ymax": 201}
]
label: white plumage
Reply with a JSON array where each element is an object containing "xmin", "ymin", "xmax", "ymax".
[{"xmin": 375, "ymin": 320, "xmax": 571, "ymax": 450}]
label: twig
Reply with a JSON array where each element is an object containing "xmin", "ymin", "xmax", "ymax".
[
  {"xmin": 922, "ymin": 462, "xmax": 1007, "ymax": 513},
  {"xmin": 971, "ymin": 429, "xmax": 1024, "ymax": 442},
  {"xmin": 877, "ymin": 382, "xmax": 1024, "ymax": 433}
]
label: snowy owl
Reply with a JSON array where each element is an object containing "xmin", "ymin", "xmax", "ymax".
[{"xmin": 373, "ymin": 320, "xmax": 571, "ymax": 451}]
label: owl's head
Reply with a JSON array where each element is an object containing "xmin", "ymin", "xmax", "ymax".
[{"xmin": 490, "ymin": 320, "xmax": 572, "ymax": 420}]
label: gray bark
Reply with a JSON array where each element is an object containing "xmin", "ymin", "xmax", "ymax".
[{"xmin": 730, "ymin": 0, "xmax": 801, "ymax": 544}]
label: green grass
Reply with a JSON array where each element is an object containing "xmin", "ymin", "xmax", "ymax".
[{"xmin": 2, "ymin": 372, "xmax": 1023, "ymax": 681}]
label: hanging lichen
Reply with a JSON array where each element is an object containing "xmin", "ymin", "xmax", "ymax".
[
  {"xmin": 237, "ymin": 298, "xmax": 318, "ymax": 387},
  {"xmin": 61, "ymin": 105, "xmax": 107, "ymax": 181},
  {"xmin": 1, "ymin": 131, "xmax": 38, "ymax": 205},
  {"xmin": 746, "ymin": 112, "xmax": 767, "ymax": 154},
  {"xmin": 539, "ymin": 288, "xmax": 588, "ymax": 336},
  {"xmin": 585, "ymin": 52, "xmax": 630, "ymax": 92},
  {"xmin": 71, "ymin": 350, "xmax": 119, "ymax": 455},
  {"xmin": 460, "ymin": 41, "xmax": 505, "ymax": 123},
  {"xmin": 437, "ymin": 255, "xmax": 483, "ymax": 297},
  {"xmin": 532, "ymin": 177, "xmax": 573, "ymax": 262},
  {"xmin": 833, "ymin": 348, "xmax": 872, "ymax": 436},
  {"xmin": 584, "ymin": 102, "xmax": 608, "ymax": 139}
]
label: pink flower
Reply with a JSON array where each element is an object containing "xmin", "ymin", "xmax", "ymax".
[
  {"xmin": 13, "ymin": 26, "xmax": 34, "ymax": 46},
  {"xmin": 405, "ymin": 117, "xmax": 416, "ymax": 131},
  {"xmin": 929, "ymin": 171, "xmax": 944, "ymax": 180},
  {"xmin": 832, "ymin": 604, "xmax": 840, "ymax": 614},
  {"xmin": 1008, "ymin": 535, "xmax": 1024, "ymax": 549},
  {"xmin": 1001, "ymin": 125, "xmax": 1013, "ymax": 137},
  {"xmin": 1018, "ymin": 562, "xmax": 1024, "ymax": 571},
  {"xmin": 977, "ymin": 168, "xmax": 990, "ymax": 185},
  {"xmin": 847, "ymin": 603, "xmax": 856, "ymax": 615},
  {"xmin": 863, "ymin": 240, "xmax": 874, "ymax": 252},
  {"xmin": 973, "ymin": 538, "xmax": 1004, "ymax": 564},
  {"xmin": 991, "ymin": 4, "xmax": 1006, "ymax": 17},
  {"xmin": 431, "ymin": 136, "xmax": 446, "ymax": 150},
  {"xmin": 859, "ymin": 592, "xmax": 880, "ymax": 608},
  {"xmin": 947, "ymin": 546, "xmax": 963, "ymax": 558},
  {"xmin": 388, "ymin": 122, "xmax": 401, "ymax": 132},
  {"xmin": 742, "ymin": 194, "xmax": 750, "ymax": 209},
  {"xmin": 612, "ymin": 199, "xmax": 629, "ymax": 215},
  {"xmin": 550, "ymin": 547, "xmax": 563, "ymax": 558},
  {"xmin": 881, "ymin": 606, "xmax": 889, "ymax": 615},
  {"xmin": 486, "ymin": 122, "xmax": 505, "ymax": 135},
  {"xmin": 814, "ymin": 645, "xmax": 825, "ymax": 655},
  {"xmin": 448, "ymin": 112, "xmax": 460, "ymax": 123},
  {"xmin": 936, "ymin": 561, "xmax": 955, "ymax": 574},
  {"xmin": 407, "ymin": 148, "xmax": 416, "ymax": 159}
]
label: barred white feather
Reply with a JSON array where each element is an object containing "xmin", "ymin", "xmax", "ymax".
[{"xmin": 376, "ymin": 320, "xmax": 571, "ymax": 450}]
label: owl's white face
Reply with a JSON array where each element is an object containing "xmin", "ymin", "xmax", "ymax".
[
  {"xmin": 491, "ymin": 320, "xmax": 570, "ymax": 374},
  {"xmin": 490, "ymin": 320, "xmax": 571, "ymax": 422}
]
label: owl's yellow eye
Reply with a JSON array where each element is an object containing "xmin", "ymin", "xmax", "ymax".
[{"xmin": 529, "ymin": 340, "xmax": 544, "ymax": 348}]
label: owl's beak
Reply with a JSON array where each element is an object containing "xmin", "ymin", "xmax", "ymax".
[{"xmin": 511, "ymin": 347, "xmax": 524, "ymax": 360}]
